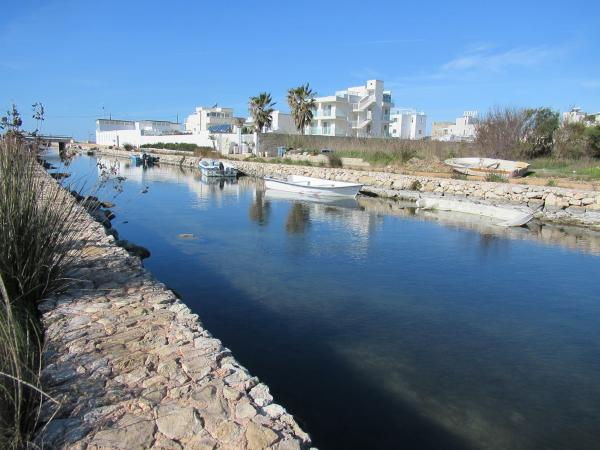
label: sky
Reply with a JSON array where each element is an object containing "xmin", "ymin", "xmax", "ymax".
[{"xmin": 1, "ymin": 0, "xmax": 599, "ymax": 139}]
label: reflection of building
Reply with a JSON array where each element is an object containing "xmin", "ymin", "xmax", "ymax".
[
  {"xmin": 309, "ymin": 80, "xmax": 394, "ymax": 138},
  {"xmin": 432, "ymin": 111, "xmax": 478, "ymax": 141},
  {"xmin": 390, "ymin": 109, "xmax": 427, "ymax": 140}
]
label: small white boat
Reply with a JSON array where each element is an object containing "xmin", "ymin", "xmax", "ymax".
[
  {"xmin": 416, "ymin": 197, "xmax": 534, "ymax": 227},
  {"xmin": 264, "ymin": 175, "xmax": 362, "ymax": 198},
  {"xmin": 199, "ymin": 159, "xmax": 238, "ymax": 177},
  {"xmin": 445, "ymin": 158, "xmax": 530, "ymax": 178}
]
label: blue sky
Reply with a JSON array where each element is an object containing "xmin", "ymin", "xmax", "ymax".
[{"xmin": 1, "ymin": 0, "xmax": 599, "ymax": 139}]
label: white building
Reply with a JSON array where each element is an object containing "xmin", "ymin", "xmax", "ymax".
[
  {"xmin": 96, "ymin": 106, "xmax": 254, "ymax": 154},
  {"xmin": 96, "ymin": 119, "xmax": 182, "ymax": 147},
  {"xmin": 432, "ymin": 111, "xmax": 478, "ymax": 141},
  {"xmin": 389, "ymin": 109, "xmax": 426, "ymax": 140},
  {"xmin": 308, "ymin": 80, "xmax": 393, "ymax": 138},
  {"xmin": 562, "ymin": 107, "xmax": 600, "ymax": 126},
  {"xmin": 246, "ymin": 110, "xmax": 298, "ymax": 134},
  {"xmin": 184, "ymin": 106, "xmax": 236, "ymax": 134}
]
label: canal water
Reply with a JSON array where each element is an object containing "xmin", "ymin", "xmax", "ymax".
[{"xmin": 50, "ymin": 152, "xmax": 600, "ymax": 450}]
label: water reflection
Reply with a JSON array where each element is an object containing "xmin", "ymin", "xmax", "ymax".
[
  {"xmin": 286, "ymin": 203, "xmax": 310, "ymax": 234},
  {"xmin": 249, "ymin": 189, "xmax": 271, "ymax": 226}
]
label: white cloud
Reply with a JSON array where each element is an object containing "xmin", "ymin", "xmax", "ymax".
[
  {"xmin": 581, "ymin": 80, "xmax": 600, "ymax": 89},
  {"xmin": 441, "ymin": 46, "xmax": 562, "ymax": 73}
]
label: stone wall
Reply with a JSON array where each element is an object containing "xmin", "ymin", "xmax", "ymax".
[
  {"xmin": 91, "ymin": 148, "xmax": 600, "ymax": 229},
  {"xmin": 36, "ymin": 172, "xmax": 312, "ymax": 449}
]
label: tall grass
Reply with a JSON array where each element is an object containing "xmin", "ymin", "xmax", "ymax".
[{"xmin": 0, "ymin": 135, "xmax": 85, "ymax": 448}]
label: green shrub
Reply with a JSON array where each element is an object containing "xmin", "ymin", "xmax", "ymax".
[
  {"xmin": 123, "ymin": 143, "xmax": 134, "ymax": 151},
  {"xmin": 485, "ymin": 173, "xmax": 508, "ymax": 183}
]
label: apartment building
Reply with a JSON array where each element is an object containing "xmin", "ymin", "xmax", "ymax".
[
  {"xmin": 432, "ymin": 111, "xmax": 478, "ymax": 141},
  {"xmin": 185, "ymin": 106, "xmax": 236, "ymax": 134},
  {"xmin": 390, "ymin": 109, "xmax": 427, "ymax": 140},
  {"xmin": 308, "ymin": 80, "xmax": 393, "ymax": 138}
]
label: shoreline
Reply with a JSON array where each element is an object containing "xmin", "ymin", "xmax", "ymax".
[
  {"xmin": 87, "ymin": 147, "xmax": 600, "ymax": 230},
  {"xmin": 36, "ymin": 171, "xmax": 312, "ymax": 449}
]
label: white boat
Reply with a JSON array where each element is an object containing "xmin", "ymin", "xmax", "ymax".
[
  {"xmin": 444, "ymin": 157, "xmax": 530, "ymax": 178},
  {"xmin": 199, "ymin": 159, "xmax": 238, "ymax": 177},
  {"xmin": 416, "ymin": 197, "xmax": 534, "ymax": 227},
  {"xmin": 264, "ymin": 175, "xmax": 362, "ymax": 198}
]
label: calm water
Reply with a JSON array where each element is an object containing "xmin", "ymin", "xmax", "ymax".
[{"xmin": 50, "ymin": 152, "xmax": 600, "ymax": 450}]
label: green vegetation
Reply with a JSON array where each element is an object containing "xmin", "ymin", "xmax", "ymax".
[
  {"xmin": 484, "ymin": 173, "xmax": 508, "ymax": 183},
  {"xmin": 327, "ymin": 154, "xmax": 343, "ymax": 168},
  {"xmin": 0, "ymin": 133, "xmax": 86, "ymax": 448},
  {"xmin": 287, "ymin": 84, "xmax": 317, "ymax": 135},
  {"xmin": 123, "ymin": 143, "xmax": 134, "ymax": 151},
  {"xmin": 528, "ymin": 158, "xmax": 600, "ymax": 180},
  {"xmin": 140, "ymin": 142, "xmax": 211, "ymax": 152}
]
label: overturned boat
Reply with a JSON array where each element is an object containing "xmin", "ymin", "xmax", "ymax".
[
  {"xmin": 416, "ymin": 197, "xmax": 534, "ymax": 227},
  {"xmin": 199, "ymin": 159, "xmax": 238, "ymax": 177},
  {"xmin": 445, "ymin": 158, "xmax": 530, "ymax": 178},
  {"xmin": 264, "ymin": 175, "xmax": 362, "ymax": 198}
]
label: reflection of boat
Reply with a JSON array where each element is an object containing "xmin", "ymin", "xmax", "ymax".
[
  {"xmin": 264, "ymin": 175, "xmax": 362, "ymax": 197},
  {"xmin": 416, "ymin": 197, "xmax": 533, "ymax": 227},
  {"xmin": 199, "ymin": 159, "xmax": 238, "ymax": 177},
  {"xmin": 131, "ymin": 152, "xmax": 160, "ymax": 165},
  {"xmin": 264, "ymin": 189, "xmax": 360, "ymax": 209},
  {"xmin": 444, "ymin": 158, "xmax": 529, "ymax": 178},
  {"xmin": 199, "ymin": 174, "xmax": 238, "ymax": 186}
]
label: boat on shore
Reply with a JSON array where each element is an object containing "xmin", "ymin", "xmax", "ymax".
[
  {"xmin": 199, "ymin": 159, "xmax": 238, "ymax": 177},
  {"xmin": 264, "ymin": 175, "xmax": 362, "ymax": 198},
  {"xmin": 444, "ymin": 157, "xmax": 530, "ymax": 178},
  {"xmin": 416, "ymin": 197, "xmax": 534, "ymax": 227}
]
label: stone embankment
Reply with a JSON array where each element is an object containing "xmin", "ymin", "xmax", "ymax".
[
  {"xmin": 37, "ymin": 175, "xmax": 311, "ymax": 449},
  {"xmin": 92, "ymin": 147, "xmax": 600, "ymax": 229}
]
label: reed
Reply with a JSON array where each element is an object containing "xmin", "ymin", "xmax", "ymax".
[{"xmin": 0, "ymin": 135, "xmax": 84, "ymax": 448}]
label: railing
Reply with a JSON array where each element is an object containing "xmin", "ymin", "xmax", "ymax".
[
  {"xmin": 353, "ymin": 95, "xmax": 376, "ymax": 111},
  {"xmin": 351, "ymin": 117, "xmax": 372, "ymax": 129}
]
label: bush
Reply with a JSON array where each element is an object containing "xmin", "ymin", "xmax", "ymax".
[
  {"xmin": 584, "ymin": 125, "xmax": 600, "ymax": 158},
  {"xmin": 327, "ymin": 154, "xmax": 343, "ymax": 168},
  {"xmin": 140, "ymin": 142, "xmax": 208, "ymax": 152},
  {"xmin": 553, "ymin": 123, "xmax": 588, "ymax": 159},
  {"xmin": 122, "ymin": 143, "xmax": 134, "ymax": 151},
  {"xmin": 485, "ymin": 173, "xmax": 508, "ymax": 183}
]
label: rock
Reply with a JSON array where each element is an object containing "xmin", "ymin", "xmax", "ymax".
[
  {"xmin": 249, "ymin": 383, "xmax": 273, "ymax": 407},
  {"xmin": 117, "ymin": 240, "xmax": 151, "ymax": 259},
  {"xmin": 245, "ymin": 421, "xmax": 279, "ymax": 449},
  {"xmin": 235, "ymin": 399, "xmax": 257, "ymax": 419},
  {"xmin": 272, "ymin": 439, "xmax": 302, "ymax": 450},
  {"xmin": 101, "ymin": 201, "xmax": 115, "ymax": 208},
  {"xmin": 156, "ymin": 404, "xmax": 204, "ymax": 441},
  {"xmin": 178, "ymin": 233, "xmax": 197, "ymax": 239},
  {"xmin": 91, "ymin": 414, "xmax": 155, "ymax": 450}
]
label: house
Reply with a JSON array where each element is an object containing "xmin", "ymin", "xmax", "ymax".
[
  {"xmin": 184, "ymin": 106, "xmax": 236, "ymax": 134},
  {"xmin": 562, "ymin": 107, "xmax": 600, "ymax": 126},
  {"xmin": 308, "ymin": 80, "xmax": 394, "ymax": 138},
  {"xmin": 432, "ymin": 111, "xmax": 478, "ymax": 141},
  {"xmin": 390, "ymin": 109, "xmax": 426, "ymax": 140}
]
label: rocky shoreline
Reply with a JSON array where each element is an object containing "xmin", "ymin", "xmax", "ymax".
[
  {"xmin": 36, "ymin": 172, "xmax": 312, "ymax": 449},
  {"xmin": 90, "ymin": 147, "xmax": 600, "ymax": 230}
]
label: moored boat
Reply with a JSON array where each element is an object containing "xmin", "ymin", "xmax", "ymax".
[
  {"xmin": 264, "ymin": 175, "xmax": 362, "ymax": 198},
  {"xmin": 444, "ymin": 157, "xmax": 530, "ymax": 178},
  {"xmin": 199, "ymin": 159, "xmax": 238, "ymax": 177},
  {"xmin": 131, "ymin": 152, "xmax": 160, "ymax": 166}
]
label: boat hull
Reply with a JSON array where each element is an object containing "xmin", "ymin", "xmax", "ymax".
[
  {"xmin": 445, "ymin": 158, "xmax": 530, "ymax": 178},
  {"xmin": 264, "ymin": 175, "xmax": 362, "ymax": 198},
  {"xmin": 199, "ymin": 159, "xmax": 238, "ymax": 177}
]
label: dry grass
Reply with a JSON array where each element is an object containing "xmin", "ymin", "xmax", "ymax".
[{"xmin": 0, "ymin": 135, "xmax": 87, "ymax": 448}]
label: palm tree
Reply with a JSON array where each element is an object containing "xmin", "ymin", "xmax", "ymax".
[
  {"xmin": 248, "ymin": 92, "xmax": 276, "ymax": 133},
  {"xmin": 287, "ymin": 83, "xmax": 317, "ymax": 134}
]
